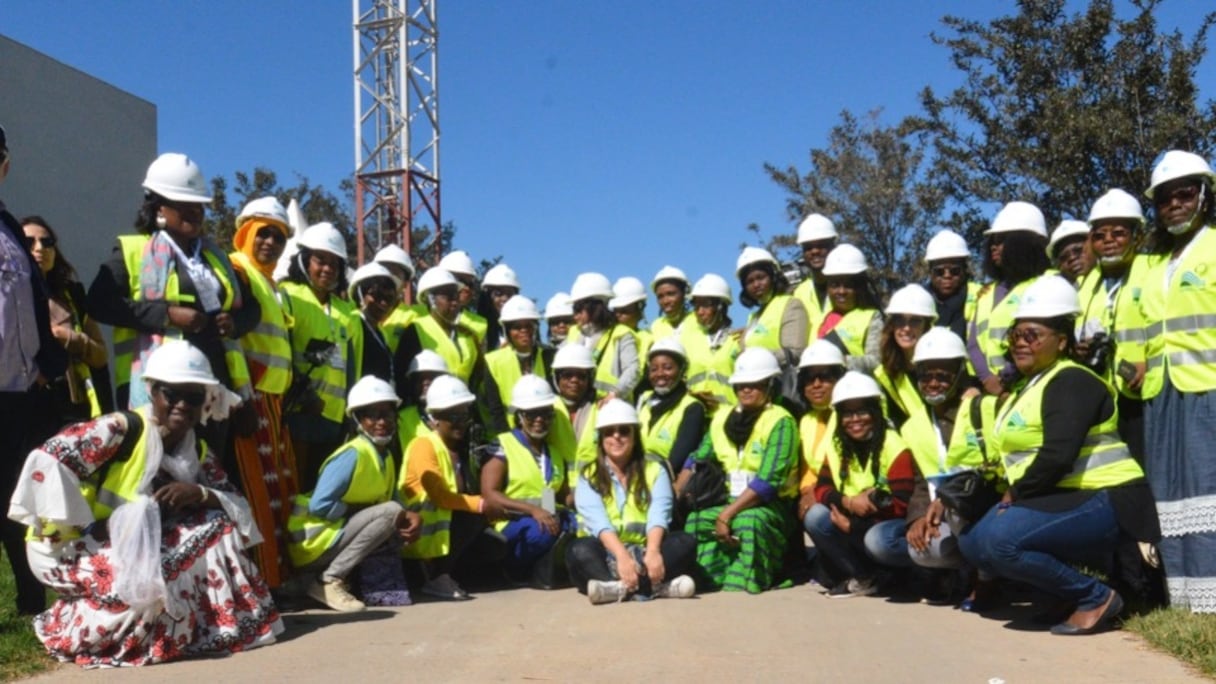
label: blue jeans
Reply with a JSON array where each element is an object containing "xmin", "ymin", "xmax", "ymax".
[
  {"xmin": 863, "ymin": 519, "xmax": 915, "ymax": 568},
  {"xmin": 958, "ymin": 490, "xmax": 1118, "ymax": 610},
  {"xmin": 500, "ymin": 510, "xmax": 576, "ymax": 575}
]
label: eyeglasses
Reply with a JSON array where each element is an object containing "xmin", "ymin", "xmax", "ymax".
[
  {"xmin": 1056, "ymin": 243, "xmax": 1088, "ymax": 261},
  {"xmin": 931, "ymin": 265, "xmax": 962, "ymax": 277},
  {"xmin": 889, "ymin": 315, "xmax": 928, "ymax": 329},
  {"xmin": 505, "ymin": 322, "xmax": 535, "ymax": 332},
  {"xmin": 801, "ymin": 369, "xmax": 840, "ymax": 384},
  {"xmin": 555, "ymin": 369, "xmax": 588, "ymax": 381},
  {"xmin": 917, "ymin": 369, "xmax": 957, "ymax": 385},
  {"xmin": 801, "ymin": 239, "xmax": 836, "ymax": 251},
  {"xmin": 356, "ymin": 406, "xmax": 397, "ymax": 422},
  {"xmin": 733, "ymin": 381, "xmax": 769, "ymax": 393},
  {"xmin": 1090, "ymin": 226, "xmax": 1133, "ymax": 242},
  {"xmin": 519, "ymin": 408, "xmax": 555, "ymax": 423},
  {"xmin": 255, "ymin": 226, "xmax": 287, "ymax": 245},
  {"xmin": 601, "ymin": 425, "xmax": 634, "ymax": 438},
  {"xmin": 362, "ymin": 284, "xmax": 399, "ymax": 302},
  {"xmin": 431, "ymin": 410, "xmax": 470, "ymax": 424},
  {"xmin": 486, "ymin": 287, "xmax": 515, "ymax": 299},
  {"xmin": 155, "ymin": 384, "xmax": 206, "ymax": 408},
  {"xmin": 572, "ymin": 300, "xmax": 593, "ymax": 314},
  {"xmin": 1154, "ymin": 184, "xmax": 1201, "ymax": 206},
  {"xmin": 1006, "ymin": 326, "xmax": 1056, "ymax": 346},
  {"xmin": 837, "ymin": 407, "xmax": 873, "ymax": 421},
  {"xmin": 23, "ymin": 236, "xmax": 56, "ymax": 249}
]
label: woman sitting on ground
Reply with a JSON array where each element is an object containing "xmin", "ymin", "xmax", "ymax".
[{"xmin": 567, "ymin": 399, "xmax": 696, "ymax": 604}]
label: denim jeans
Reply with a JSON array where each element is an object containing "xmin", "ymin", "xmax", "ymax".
[
  {"xmin": 804, "ymin": 504, "xmax": 873, "ymax": 580},
  {"xmin": 958, "ymin": 490, "xmax": 1118, "ymax": 610},
  {"xmin": 863, "ymin": 519, "xmax": 915, "ymax": 568}
]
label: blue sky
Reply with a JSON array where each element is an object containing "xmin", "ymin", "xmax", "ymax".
[{"xmin": 3, "ymin": 1, "xmax": 1211, "ymax": 325}]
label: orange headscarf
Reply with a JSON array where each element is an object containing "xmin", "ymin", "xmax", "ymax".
[{"xmin": 232, "ymin": 218, "xmax": 287, "ymax": 281}]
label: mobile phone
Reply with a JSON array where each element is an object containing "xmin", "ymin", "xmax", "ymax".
[{"xmin": 1116, "ymin": 360, "xmax": 1137, "ymax": 383}]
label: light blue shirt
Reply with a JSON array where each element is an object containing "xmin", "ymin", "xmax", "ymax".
[
  {"xmin": 575, "ymin": 464, "xmax": 673, "ymax": 540},
  {"xmin": 308, "ymin": 444, "xmax": 399, "ymax": 521}
]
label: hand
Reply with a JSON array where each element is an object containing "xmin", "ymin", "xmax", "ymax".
[
  {"xmin": 959, "ymin": 386, "xmax": 981, "ymax": 401},
  {"xmin": 981, "ymin": 375, "xmax": 1004, "ymax": 397},
  {"xmin": 168, "ymin": 306, "xmax": 207, "ymax": 334},
  {"xmin": 828, "ymin": 504, "xmax": 852, "ymax": 534},
  {"xmin": 51, "ymin": 324, "xmax": 73, "ymax": 345},
  {"xmin": 643, "ymin": 547, "xmax": 665, "ymax": 586},
  {"xmin": 153, "ymin": 481, "xmax": 205, "ymax": 513},
  {"xmin": 214, "ymin": 312, "xmax": 236, "ymax": 338},
  {"xmin": 844, "ymin": 491, "xmax": 877, "ymax": 517},
  {"xmin": 713, "ymin": 516, "xmax": 739, "ymax": 547},
  {"xmin": 396, "ymin": 510, "xmax": 422, "ymax": 542},
  {"xmin": 531, "ymin": 507, "xmax": 559, "ymax": 536},
  {"xmin": 480, "ymin": 498, "xmax": 508, "ymax": 521},
  {"xmin": 797, "ymin": 491, "xmax": 817, "ymax": 521},
  {"xmin": 906, "ymin": 516, "xmax": 930, "ymax": 552},
  {"xmin": 615, "ymin": 550, "xmax": 641, "ymax": 592},
  {"xmin": 1129, "ymin": 362, "xmax": 1146, "ymax": 391}
]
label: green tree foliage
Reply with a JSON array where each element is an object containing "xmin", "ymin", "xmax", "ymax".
[
  {"xmin": 918, "ymin": 0, "xmax": 1216, "ymax": 242},
  {"xmin": 762, "ymin": 110, "xmax": 945, "ymax": 295}
]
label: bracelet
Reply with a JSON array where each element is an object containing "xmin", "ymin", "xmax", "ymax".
[{"xmin": 198, "ymin": 485, "xmax": 209, "ymax": 504}]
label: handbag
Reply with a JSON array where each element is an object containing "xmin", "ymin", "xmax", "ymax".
[
  {"xmin": 934, "ymin": 395, "xmax": 1001, "ymax": 522},
  {"xmin": 678, "ymin": 457, "xmax": 729, "ymax": 513}
]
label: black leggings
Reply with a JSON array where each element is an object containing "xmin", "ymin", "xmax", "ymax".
[{"xmin": 566, "ymin": 531, "xmax": 696, "ymax": 595}]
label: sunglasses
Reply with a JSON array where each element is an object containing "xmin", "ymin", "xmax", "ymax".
[
  {"xmin": 1006, "ymin": 326, "xmax": 1056, "ymax": 345},
  {"xmin": 487, "ymin": 287, "xmax": 516, "ymax": 299},
  {"xmin": 1090, "ymin": 226, "xmax": 1133, "ymax": 242},
  {"xmin": 255, "ymin": 226, "xmax": 287, "ymax": 245},
  {"xmin": 24, "ymin": 235, "xmax": 56, "ymax": 249},
  {"xmin": 519, "ymin": 408, "xmax": 555, "ymax": 423},
  {"xmin": 837, "ymin": 407, "xmax": 873, "ymax": 421},
  {"xmin": 917, "ymin": 369, "xmax": 957, "ymax": 385},
  {"xmin": 931, "ymin": 265, "xmax": 962, "ymax": 277},
  {"xmin": 889, "ymin": 315, "xmax": 928, "ymax": 329},
  {"xmin": 556, "ymin": 370, "xmax": 588, "ymax": 381},
  {"xmin": 1154, "ymin": 184, "xmax": 1201, "ymax": 206},
  {"xmin": 505, "ymin": 322, "xmax": 535, "ymax": 332},
  {"xmin": 802, "ymin": 369, "xmax": 841, "ymax": 384},
  {"xmin": 601, "ymin": 425, "xmax": 634, "ymax": 438},
  {"xmin": 155, "ymin": 384, "xmax": 206, "ymax": 408},
  {"xmin": 733, "ymin": 381, "xmax": 769, "ymax": 393},
  {"xmin": 356, "ymin": 406, "xmax": 397, "ymax": 422}
]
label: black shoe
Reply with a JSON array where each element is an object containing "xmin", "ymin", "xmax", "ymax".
[{"xmin": 1051, "ymin": 591, "xmax": 1124, "ymax": 635}]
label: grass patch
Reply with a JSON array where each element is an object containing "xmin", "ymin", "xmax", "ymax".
[
  {"xmin": 1125, "ymin": 608, "xmax": 1216, "ymax": 678},
  {"xmin": 0, "ymin": 555, "xmax": 53, "ymax": 682}
]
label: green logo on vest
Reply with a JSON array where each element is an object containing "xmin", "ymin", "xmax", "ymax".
[
  {"xmin": 1005, "ymin": 412, "xmax": 1027, "ymax": 430},
  {"xmin": 1180, "ymin": 271, "xmax": 1205, "ymax": 289}
]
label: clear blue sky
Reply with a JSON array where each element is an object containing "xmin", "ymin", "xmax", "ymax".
[{"xmin": 3, "ymin": 1, "xmax": 1211, "ymax": 325}]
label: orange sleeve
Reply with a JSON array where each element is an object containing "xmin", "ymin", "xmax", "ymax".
[{"xmin": 403, "ymin": 437, "xmax": 483, "ymax": 513}]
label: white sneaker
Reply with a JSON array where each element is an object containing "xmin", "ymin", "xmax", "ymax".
[
  {"xmin": 421, "ymin": 573, "xmax": 471, "ymax": 601},
  {"xmin": 587, "ymin": 579, "xmax": 629, "ymax": 605},
  {"xmin": 827, "ymin": 577, "xmax": 877, "ymax": 599},
  {"xmin": 308, "ymin": 578, "xmax": 366, "ymax": 612},
  {"xmin": 654, "ymin": 575, "xmax": 696, "ymax": 599}
]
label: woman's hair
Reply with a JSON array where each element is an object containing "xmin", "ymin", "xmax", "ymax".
[
  {"xmin": 285, "ymin": 246, "xmax": 350, "ymax": 293},
  {"xmin": 133, "ymin": 192, "xmax": 164, "ymax": 235},
  {"xmin": 832, "ymin": 397, "xmax": 888, "ymax": 481},
  {"xmin": 18, "ymin": 215, "xmax": 77, "ymax": 295},
  {"xmin": 582, "ymin": 298, "xmax": 615, "ymax": 329},
  {"xmin": 982, "ymin": 231, "xmax": 1050, "ymax": 283},
  {"xmin": 878, "ymin": 318, "xmax": 929, "ymax": 379},
  {"xmin": 1143, "ymin": 180, "xmax": 1216, "ymax": 255},
  {"xmin": 583, "ymin": 432, "xmax": 652, "ymax": 510},
  {"xmin": 1038, "ymin": 314, "xmax": 1078, "ymax": 359},
  {"xmin": 737, "ymin": 262, "xmax": 791, "ymax": 308}
]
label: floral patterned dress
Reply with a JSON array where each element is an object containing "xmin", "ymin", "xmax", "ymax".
[{"xmin": 11, "ymin": 412, "xmax": 283, "ymax": 668}]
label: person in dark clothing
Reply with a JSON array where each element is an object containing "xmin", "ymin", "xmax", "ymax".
[
  {"xmin": 923, "ymin": 229, "xmax": 975, "ymax": 342},
  {"xmin": 348, "ymin": 262, "xmax": 401, "ymax": 386}
]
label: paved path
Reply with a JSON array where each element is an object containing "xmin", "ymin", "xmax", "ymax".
[{"xmin": 24, "ymin": 586, "xmax": 1205, "ymax": 683}]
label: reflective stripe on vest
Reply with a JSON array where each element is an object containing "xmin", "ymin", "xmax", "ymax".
[
  {"xmin": 280, "ymin": 281, "xmax": 358, "ymax": 424},
  {"xmin": 971, "ymin": 278, "xmax": 1038, "ymax": 378},
  {"xmin": 585, "ymin": 457, "xmax": 664, "ymax": 545},
  {"xmin": 230, "ymin": 251, "xmax": 293, "ymax": 394},
  {"xmin": 414, "ymin": 314, "xmax": 478, "ymax": 382},
  {"xmin": 401, "ymin": 432, "xmax": 460, "ymax": 559},
  {"xmin": 590, "ymin": 325, "xmax": 637, "ymax": 398},
  {"xmin": 707, "ymin": 403, "xmax": 799, "ymax": 498},
  {"xmin": 679, "ymin": 323, "xmax": 738, "ymax": 412}
]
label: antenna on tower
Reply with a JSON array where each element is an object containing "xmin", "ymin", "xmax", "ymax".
[{"xmin": 353, "ymin": 0, "xmax": 440, "ymax": 274}]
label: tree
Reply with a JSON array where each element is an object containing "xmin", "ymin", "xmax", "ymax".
[
  {"xmin": 918, "ymin": 0, "xmax": 1216, "ymax": 243},
  {"xmin": 761, "ymin": 109, "xmax": 946, "ymax": 295}
]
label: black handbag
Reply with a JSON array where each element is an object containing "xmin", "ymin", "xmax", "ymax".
[
  {"xmin": 678, "ymin": 457, "xmax": 729, "ymax": 513},
  {"xmin": 935, "ymin": 395, "xmax": 1002, "ymax": 522}
]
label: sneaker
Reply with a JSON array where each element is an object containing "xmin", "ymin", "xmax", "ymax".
[
  {"xmin": 421, "ymin": 573, "xmax": 471, "ymax": 601},
  {"xmin": 826, "ymin": 577, "xmax": 877, "ymax": 599},
  {"xmin": 307, "ymin": 579, "xmax": 366, "ymax": 612},
  {"xmin": 587, "ymin": 579, "xmax": 629, "ymax": 605},
  {"xmin": 654, "ymin": 575, "xmax": 696, "ymax": 599}
]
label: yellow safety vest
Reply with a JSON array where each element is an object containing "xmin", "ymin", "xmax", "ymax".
[
  {"xmin": 994, "ymin": 360, "xmax": 1143, "ymax": 489},
  {"xmin": 286, "ymin": 436, "xmax": 397, "ymax": 567},
  {"xmin": 484, "ymin": 347, "xmax": 549, "ymax": 419},
  {"xmin": 113, "ymin": 235, "xmax": 250, "ymax": 399},
  {"xmin": 799, "ymin": 410, "xmax": 836, "ymax": 480},
  {"xmin": 585, "ymin": 457, "xmax": 665, "ymax": 545},
  {"xmin": 637, "ymin": 390, "xmax": 700, "ymax": 464},
  {"xmin": 588, "ymin": 325, "xmax": 638, "ymax": 399},
  {"xmin": 413, "ymin": 313, "xmax": 479, "ymax": 382},
  {"xmin": 62, "ymin": 289, "xmax": 102, "ymax": 418},
  {"xmin": 821, "ymin": 308, "xmax": 878, "ymax": 359},
  {"xmin": 679, "ymin": 322, "xmax": 738, "ymax": 412},
  {"xmin": 400, "ymin": 431, "xmax": 462, "ymax": 559},
  {"xmin": 229, "ymin": 251, "xmax": 293, "ymax": 394},
  {"xmin": 459, "ymin": 309, "xmax": 488, "ymax": 346},
  {"xmin": 1110, "ymin": 254, "xmax": 1158, "ymax": 397},
  {"xmin": 1137, "ymin": 227, "xmax": 1216, "ymax": 396},
  {"xmin": 970, "ymin": 277, "xmax": 1038, "ymax": 378},
  {"xmin": 744, "ymin": 294, "xmax": 794, "ymax": 353},
  {"xmin": 381, "ymin": 303, "xmax": 426, "ymax": 355},
  {"xmin": 556, "ymin": 399, "xmax": 599, "ymax": 489},
  {"xmin": 397, "ymin": 405, "xmax": 431, "ymax": 455},
  {"xmin": 945, "ymin": 394, "xmax": 1001, "ymax": 475},
  {"xmin": 650, "ymin": 312, "xmax": 689, "ymax": 340},
  {"xmin": 793, "ymin": 278, "xmax": 829, "ymax": 340},
  {"xmin": 824, "ymin": 429, "xmax": 908, "ymax": 497},
  {"xmin": 493, "ymin": 429, "xmax": 567, "ymax": 531},
  {"xmin": 874, "ymin": 367, "xmax": 945, "ymax": 477},
  {"xmin": 634, "ymin": 328, "xmax": 654, "ymax": 367},
  {"xmin": 706, "ymin": 403, "xmax": 799, "ymax": 499},
  {"xmin": 279, "ymin": 280, "xmax": 361, "ymax": 424}
]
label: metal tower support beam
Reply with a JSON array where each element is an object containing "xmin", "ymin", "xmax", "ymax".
[{"xmin": 353, "ymin": 0, "xmax": 440, "ymax": 273}]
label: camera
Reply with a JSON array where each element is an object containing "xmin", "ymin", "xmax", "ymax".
[
  {"xmin": 869, "ymin": 488, "xmax": 893, "ymax": 509},
  {"xmin": 1083, "ymin": 332, "xmax": 1115, "ymax": 375}
]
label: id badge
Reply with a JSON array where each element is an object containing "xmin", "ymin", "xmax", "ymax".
[
  {"xmin": 541, "ymin": 488, "xmax": 556, "ymax": 514},
  {"xmin": 325, "ymin": 343, "xmax": 344, "ymax": 369},
  {"xmin": 729, "ymin": 471, "xmax": 750, "ymax": 498},
  {"xmin": 927, "ymin": 480, "xmax": 937, "ymax": 501},
  {"xmin": 194, "ymin": 277, "xmax": 222, "ymax": 313}
]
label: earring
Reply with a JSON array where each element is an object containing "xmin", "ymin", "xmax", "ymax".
[{"xmin": 155, "ymin": 213, "xmax": 167, "ymax": 229}]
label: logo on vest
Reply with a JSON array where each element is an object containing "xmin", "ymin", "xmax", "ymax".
[
  {"xmin": 1180, "ymin": 271, "xmax": 1206, "ymax": 289},
  {"xmin": 1005, "ymin": 412, "xmax": 1027, "ymax": 430}
]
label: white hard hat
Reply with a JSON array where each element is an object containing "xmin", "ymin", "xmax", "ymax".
[
  {"xmin": 796, "ymin": 213, "xmax": 838, "ymax": 243},
  {"xmin": 373, "ymin": 244, "xmax": 416, "ymax": 278},
  {"xmin": 799, "ymin": 339, "xmax": 845, "ymax": 369},
  {"xmin": 570, "ymin": 272, "xmax": 614, "ymax": 302},
  {"xmin": 425, "ymin": 375, "xmax": 476, "ymax": 412},
  {"xmin": 483, "ymin": 263, "xmax": 520, "ymax": 289},
  {"xmin": 821, "ymin": 244, "xmax": 869, "ymax": 276},
  {"xmin": 885, "ymin": 284, "xmax": 938, "ymax": 319},
  {"xmin": 236, "ymin": 196, "xmax": 288, "ymax": 228},
  {"xmin": 142, "ymin": 340, "xmax": 219, "ymax": 386},
  {"xmin": 1146, "ymin": 150, "xmax": 1216, "ymax": 198},
  {"xmin": 735, "ymin": 246, "xmax": 779, "ymax": 278},
  {"xmin": 595, "ymin": 398, "xmax": 640, "ymax": 429},
  {"xmin": 416, "ymin": 267, "xmax": 460, "ymax": 297},
  {"xmin": 647, "ymin": 336, "xmax": 686, "ymax": 363},
  {"xmin": 285, "ymin": 198, "xmax": 307, "ymax": 237},
  {"xmin": 690, "ymin": 273, "xmax": 733, "ymax": 303},
  {"xmin": 297, "ymin": 222, "xmax": 348, "ymax": 260},
  {"xmin": 346, "ymin": 375, "xmax": 401, "ymax": 416},
  {"xmin": 729, "ymin": 348, "xmax": 781, "ymax": 384},
  {"xmin": 438, "ymin": 250, "xmax": 478, "ymax": 278},
  {"xmin": 552, "ymin": 344, "xmax": 596, "ymax": 370},
  {"xmin": 912, "ymin": 327, "xmax": 968, "ymax": 364},
  {"xmin": 142, "ymin": 153, "xmax": 212, "ymax": 203},
  {"xmin": 511, "ymin": 375, "xmax": 556, "ymax": 411},
  {"xmin": 408, "ymin": 349, "xmax": 449, "ymax": 376},
  {"xmin": 1047, "ymin": 220, "xmax": 1091, "ymax": 257},
  {"xmin": 924, "ymin": 229, "xmax": 970, "ymax": 262},
  {"xmin": 544, "ymin": 292, "xmax": 574, "ymax": 319},
  {"xmin": 832, "ymin": 371, "xmax": 882, "ymax": 405},
  {"xmin": 1014, "ymin": 274, "xmax": 1081, "ymax": 319},
  {"xmin": 651, "ymin": 265, "xmax": 689, "ymax": 292},
  {"xmin": 609, "ymin": 276, "xmax": 647, "ymax": 310},
  {"xmin": 348, "ymin": 262, "xmax": 402, "ymax": 300},
  {"xmin": 499, "ymin": 294, "xmax": 541, "ymax": 322},
  {"xmin": 1087, "ymin": 189, "xmax": 1144, "ymax": 226},
  {"xmin": 986, "ymin": 201, "xmax": 1048, "ymax": 237}
]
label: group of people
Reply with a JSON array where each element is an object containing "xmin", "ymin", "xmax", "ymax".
[{"xmin": 0, "ymin": 126, "xmax": 1212, "ymax": 667}]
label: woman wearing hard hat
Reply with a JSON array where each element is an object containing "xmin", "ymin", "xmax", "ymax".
[
  {"xmin": 568, "ymin": 399, "xmax": 697, "ymax": 604},
  {"xmin": 279, "ymin": 221, "xmax": 361, "ymax": 492},
  {"xmin": 394, "ymin": 267, "xmax": 481, "ymax": 387},
  {"xmin": 397, "ymin": 349, "xmax": 449, "ymax": 449},
  {"xmin": 816, "ymin": 244, "xmax": 883, "ymax": 374},
  {"xmin": 1047, "ymin": 220, "xmax": 1096, "ymax": 285},
  {"xmin": 437, "ymin": 250, "xmax": 488, "ymax": 346},
  {"xmin": 650, "ymin": 266, "xmax": 692, "ymax": 340},
  {"xmin": 288, "ymin": 376, "xmax": 422, "ymax": 611},
  {"xmin": 610, "ymin": 276, "xmax": 654, "ymax": 363},
  {"xmin": 9, "ymin": 341, "xmax": 283, "ymax": 665},
  {"xmin": 568, "ymin": 271, "xmax": 641, "ymax": 402},
  {"xmin": 794, "ymin": 341, "xmax": 846, "ymax": 529},
  {"xmin": 678, "ymin": 348, "xmax": 799, "ymax": 593},
  {"xmin": 804, "ymin": 371, "xmax": 915, "ymax": 598},
  {"xmin": 636, "ymin": 338, "xmax": 706, "ymax": 477},
  {"xmin": 967, "ymin": 201, "xmax": 1052, "ymax": 396},
  {"xmin": 1126, "ymin": 150, "xmax": 1216, "ymax": 613},
  {"xmin": 348, "ymin": 262, "xmax": 402, "ymax": 385},
  {"xmin": 791, "ymin": 213, "xmax": 839, "ymax": 333},
  {"xmin": 923, "ymin": 229, "xmax": 978, "ymax": 341},
  {"xmin": 551, "ymin": 344, "xmax": 601, "ymax": 488},
  {"xmin": 736, "ymin": 246, "xmax": 808, "ymax": 375},
  {"xmin": 400, "ymin": 375, "xmax": 508, "ymax": 600},
  {"xmin": 479, "ymin": 376, "xmax": 577, "ymax": 589},
  {"xmin": 478, "ymin": 263, "xmax": 521, "ymax": 350},
  {"xmin": 373, "ymin": 243, "xmax": 424, "ymax": 354},
  {"xmin": 481, "ymin": 294, "xmax": 554, "ymax": 434},
  {"xmin": 958, "ymin": 275, "xmax": 1156, "ymax": 633},
  {"xmin": 679, "ymin": 273, "xmax": 740, "ymax": 413},
  {"xmin": 226, "ymin": 196, "xmax": 300, "ymax": 592},
  {"xmin": 543, "ymin": 292, "xmax": 575, "ymax": 346}
]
